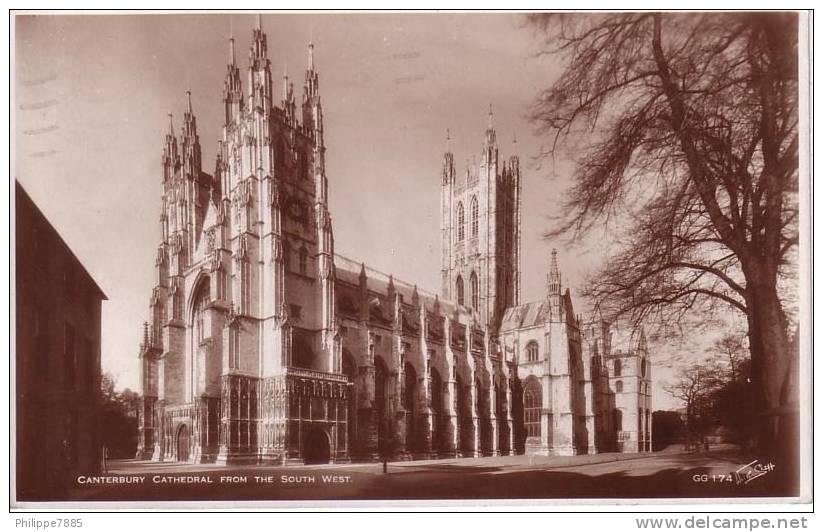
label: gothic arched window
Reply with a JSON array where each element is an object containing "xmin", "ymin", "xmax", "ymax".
[
  {"xmin": 470, "ymin": 196, "xmax": 479, "ymax": 238},
  {"xmin": 241, "ymin": 260, "xmax": 251, "ymax": 314},
  {"xmin": 456, "ymin": 275, "xmax": 464, "ymax": 306},
  {"xmin": 299, "ymin": 246, "xmax": 308, "ymax": 275},
  {"xmin": 192, "ymin": 280, "xmax": 209, "ymax": 345},
  {"xmin": 456, "ymin": 202, "xmax": 465, "ymax": 242},
  {"xmin": 300, "ymin": 152, "xmax": 309, "ymax": 180},
  {"xmin": 523, "ymin": 377, "xmax": 542, "ymax": 438},
  {"xmin": 469, "ymin": 271, "xmax": 479, "ymax": 309},
  {"xmin": 230, "ymin": 324, "xmax": 240, "ymax": 369},
  {"xmin": 614, "ymin": 359, "xmax": 622, "ymax": 377},
  {"xmin": 283, "ymin": 241, "xmax": 291, "ymax": 271},
  {"xmin": 526, "ymin": 340, "xmax": 539, "ymax": 362},
  {"xmin": 615, "ymin": 380, "xmax": 623, "ymax": 393},
  {"xmin": 218, "ymin": 269, "xmax": 228, "ymax": 300}
]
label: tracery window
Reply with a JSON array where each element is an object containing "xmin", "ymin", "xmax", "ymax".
[
  {"xmin": 193, "ymin": 280, "xmax": 209, "ymax": 344},
  {"xmin": 470, "ymin": 196, "xmax": 479, "ymax": 238},
  {"xmin": 300, "ymin": 152, "xmax": 309, "ymax": 180},
  {"xmin": 218, "ymin": 269, "xmax": 228, "ymax": 300},
  {"xmin": 283, "ymin": 241, "xmax": 291, "ymax": 271},
  {"xmin": 470, "ymin": 271, "xmax": 479, "ymax": 309},
  {"xmin": 241, "ymin": 260, "xmax": 251, "ymax": 314},
  {"xmin": 456, "ymin": 202, "xmax": 465, "ymax": 242},
  {"xmin": 299, "ymin": 246, "xmax": 308, "ymax": 275},
  {"xmin": 230, "ymin": 325, "xmax": 240, "ymax": 369},
  {"xmin": 456, "ymin": 275, "xmax": 464, "ymax": 306},
  {"xmin": 523, "ymin": 378, "xmax": 541, "ymax": 438},
  {"xmin": 525, "ymin": 340, "xmax": 539, "ymax": 362}
]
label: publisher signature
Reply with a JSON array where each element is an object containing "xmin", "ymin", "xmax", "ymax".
[{"xmin": 733, "ymin": 460, "xmax": 776, "ymax": 485}]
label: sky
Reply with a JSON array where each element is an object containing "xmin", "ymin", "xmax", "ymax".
[{"xmin": 14, "ymin": 12, "xmax": 687, "ymax": 410}]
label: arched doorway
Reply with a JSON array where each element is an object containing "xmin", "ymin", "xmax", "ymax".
[
  {"xmin": 176, "ymin": 424, "xmax": 190, "ymax": 462},
  {"xmin": 303, "ymin": 426, "xmax": 331, "ymax": 464}
]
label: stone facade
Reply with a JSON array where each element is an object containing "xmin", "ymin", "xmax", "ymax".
[{"xmin": 136, "ymin": 22, "xmax": 651, "ymax": 465}]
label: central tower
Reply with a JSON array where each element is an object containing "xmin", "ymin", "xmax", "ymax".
[{"xmin": 440, "ymin": 109, "xmax": 522, "ymax": 332}]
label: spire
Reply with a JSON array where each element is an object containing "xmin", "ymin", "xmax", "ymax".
[
  {"xmin": 182, "ymin": 90, "xmax": 197, "ymax": 139},
  {"xmin": 483, "ymin": 105, "xmax": 498, "ymax": 168},
  {"xmin": 163, "ymin": 112, "xmax": 178, "ymax": 181},
  {"xmin": 224, "ymin": 36, "xmax": 244, "ymax": 124},
  {"xmin": 442, "ymin": 129, "xmax": 455, "ymax": 185},
  {"xmin": 303, "ymin": 41, "xmax": 322, "ymax": 143},
  {"xmin": 250, "ymin": 13, "xmax": 269, "ymax": 64},
  {"xmin": 304, "ymin": 41, "xmax": 320, "ymax": 101},
  {"xmin": 283, "ymin": 66, "xmax": 289, "ymax": 101},
  {"xmin": 484, "ymin": 104, "xmax": 497, "ymax": 149},
  {"xmin": 248, "ymin": 18, "xmax": 272, "ymax": 113},
  {"xmin": 548, "ymin": 248, "xmax": 561, "ymax": 296},
  {"xmin": 178, "ymin": 91, "xmax": 201, "ymax": 183}
]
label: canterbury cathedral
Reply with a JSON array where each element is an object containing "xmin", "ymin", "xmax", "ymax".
[{"xmin": 135, "ymin": 21, "xmax": 652, "ymax": 465}]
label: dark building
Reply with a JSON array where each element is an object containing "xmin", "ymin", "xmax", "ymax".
[{"xmin": 15, "ymin": 181, "xmax": 107, "ymax": 499}]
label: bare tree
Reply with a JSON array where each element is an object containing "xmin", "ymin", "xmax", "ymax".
[
  {"xmin": 528, "ymin": 12, "xmax": 799, "ymax": 461},
  {"xmin": 710, "ymin": 332, "xmax": 749, "ymax": 382},
  {"xmin": 664, "ymin": 361, "xmax": 725, "ymax": 451}
]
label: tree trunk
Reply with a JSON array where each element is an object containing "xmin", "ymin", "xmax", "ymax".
[{"xmin": 742, "ymin": 263, "xmax": 796, "ymax": 489}]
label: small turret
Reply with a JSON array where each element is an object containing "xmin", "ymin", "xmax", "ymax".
[
  {"xmin": 483, "ymin": 104, "xmax": 498, "ymax": 167},
  {"xmin": 547, "ymin": 248, "xmax": 563, "ymax": 319},
  {"xmin": 282, "ymin": 67, "xmax": 296, "ymax": 123},
  {"xmin": 442, "ymin": 129, "xmax": 455, "ymax": 185},
  {"xmin": 548, "ymin": 248, "xmax": 561, "ymax": 296},
  {"xmin": 247, "ymin": 15, "xmax": 273, "ymax": 113},
  {"xmin": 302, "ymin": 42, "xmax": 323, "ymax": 145},
  {"xmin": 162, "ymin": 113, "xmax": 179, "ymax": 182},
  {"xmin": 223, "ymin": 36, "xmax": 244, "ymax": 124},
  {"xmin": 180, "ymin": 91, "xmax": 202, "ymax": 180}
]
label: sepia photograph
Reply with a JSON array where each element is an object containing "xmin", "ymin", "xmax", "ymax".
[{"xmin": 10, "ymin": 9, "xmax": 811, "ymax": 510}]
